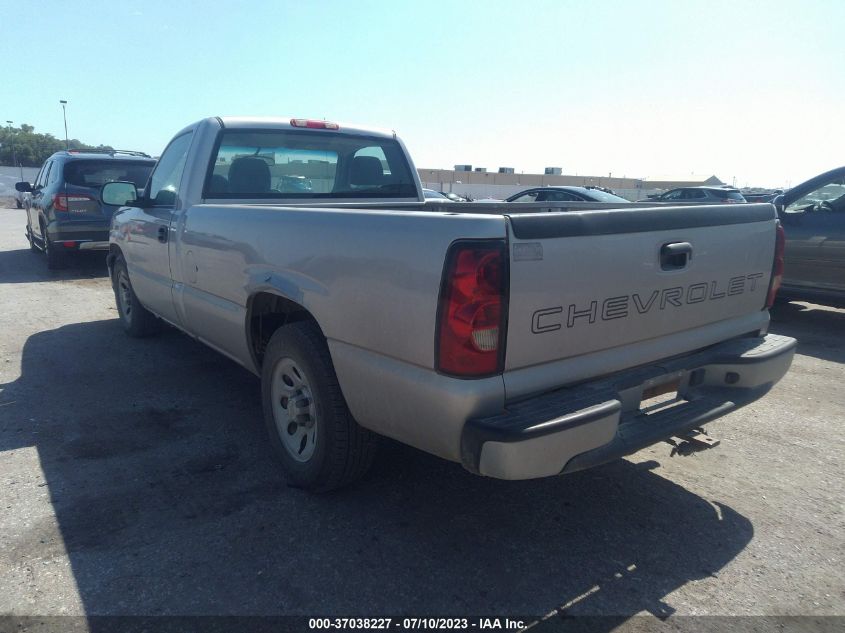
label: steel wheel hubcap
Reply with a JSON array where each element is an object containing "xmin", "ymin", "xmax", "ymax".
[{"xmin": 271, "ymin": 358, "xmax": 317, "ymax": 462}]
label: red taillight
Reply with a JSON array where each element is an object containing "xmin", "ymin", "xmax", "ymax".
[
  {"xmin": 765, "ymin": 222, "xmax": 786, "ymax": 308},
  {"xmin": 62, "ymin": 241, "xmax": 77, "ymax": 248},
  {"xmin": 53, "ymin": 193, "xmax": 93, "ymax": 212},
  {"xmin": 290, "ymin": 118, "xmax": 339, "ymax": 130},
  {"xmin": 437, "ymin": 241, "xmax": 508, "ymax": 377}
]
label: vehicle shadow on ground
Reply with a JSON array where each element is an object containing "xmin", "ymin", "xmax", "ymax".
[
  {"xmin": 769, "ymin": 301, "xmax": 845, "ymax": 364},
  {"xmin": 0, "ymin": 320, "xmax": 753, "ymax": 626},
  {"xmin": 0, "ymin": 248, "xmax": 109, "ymax": 284}
]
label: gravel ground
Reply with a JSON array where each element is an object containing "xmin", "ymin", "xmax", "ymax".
[{"xmin": 0, "ymin": 204, "xmax": 842, "ymax": 627}]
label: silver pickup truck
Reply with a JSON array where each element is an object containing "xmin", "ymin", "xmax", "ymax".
[{"xmin": 102, "ymin": 116, "xmax": 796, "ymax": 491}]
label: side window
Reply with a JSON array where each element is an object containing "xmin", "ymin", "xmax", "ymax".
[
  {"xmin": 786, "ymin": 176, "xmax": 845, "ymax": 214},
  {"xmin": 662, "ymin": 189, "xmax": 683, "ymax": 200},
  {"xmin": 544, "ymin": 190, "xmax": 579, "ymax": 202},
  {"xmin": 35, "ymin": 162, "xmax": 51, "ymax": 188},
  {"xmin": 148, "ymin": 132, "xmax": 193, "ymax": 206},
  {"xmin": 47, "ymin": 161, "xmax": 61, "ymax": 185},
  {"xmin": 33, "ymin": 164, "xmax": 46, "ymax": 188},
  {"xmin": 511, "ymin": 191, "xmax": 540, "ymax": 203},
  {"xmin": 690, "ymin": 190, "xmax": 707, "ymax": 199}
]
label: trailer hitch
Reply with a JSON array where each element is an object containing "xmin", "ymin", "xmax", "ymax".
[{"xmin": 666, "ymin": 429, "xmax": 720, "ymax": 457}]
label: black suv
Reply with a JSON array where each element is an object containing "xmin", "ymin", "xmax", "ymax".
[
  {"xmin": 647, "ymin": 186, "xmax": 747, "ymax": 204},
  {"xmin": 16, "ymin": 150, "xmax": 156, "ymax": 269}
]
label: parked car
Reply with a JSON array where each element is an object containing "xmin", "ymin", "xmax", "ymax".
[
  {"xmin": 774, "ymin": 166, "xmax": 845, "ymax": 305},
  {"xmin": 648, "ymin": 186, "xmax": 747, "ymax": 204},
  {"xmin": 742, "ymin": 190, "xmax": 783, "ymax": 203},
  {"xmin": 423, "ymin": 188, "xmax": 449, "ymax": 200},
  {"xmin": 506, "ymin": 186, "xmax": 631, "ymax": 203},
  {"xmin": 278, "ymin": 175, "xmax": 313, "ymax": 193},
  {"xmin": 102, "ymin": 116, "xmax": 793, "ymax": 492},
  {"xmin": 16, "ymin": 149, "xmax": 156, "ymax": 269}
]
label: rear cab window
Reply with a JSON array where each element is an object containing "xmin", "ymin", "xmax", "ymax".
[{"xmin": 205, "ymin": 129, "xmax": 417, "ymax": 199}]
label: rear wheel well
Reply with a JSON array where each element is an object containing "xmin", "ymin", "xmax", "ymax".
[
  {"xmin": 107, "ymin": 245, "xmax": 123, "ymax": 282},
  {"xmin": 248, "ymin": 292, "xmax": 318, "ymax": 369}
]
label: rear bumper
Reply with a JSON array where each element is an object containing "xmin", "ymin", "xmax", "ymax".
[
  {"xmin": 461, "ymin": 333, "xmax": 796, "ymax": 480},
  {"xmin": 46, "ymin": 220, "xmax": 110, "ymax": 251}
]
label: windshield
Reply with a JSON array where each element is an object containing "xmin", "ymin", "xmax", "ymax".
[
  {"xmin": 206, "ymin": 130, "xmax": 417, "ymax": 199},
  {"xmin": 63, "ymin": 160, "xmax": 154, "ymax": 189}
]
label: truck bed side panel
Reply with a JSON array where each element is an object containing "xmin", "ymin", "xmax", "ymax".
[{"xmin": 173, "ymin": 206, "xmax": 507, "ymax": 371}]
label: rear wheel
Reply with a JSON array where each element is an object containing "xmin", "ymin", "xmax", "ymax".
[
  {"xmin": 112, "ymin": 254, "xmax": 160, "ymax": 337},
  {"xmin": 42, "ymin": 224, "xmax": 65, "ymax": 270},
  {"xmin": 261, "ymin": 322, "xmax": 378, "ymax": 492}
]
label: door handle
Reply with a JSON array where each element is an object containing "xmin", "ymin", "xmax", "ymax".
[
  {"xmin": 157, "ymin": 226, "xmax": 168, "ymax": 244},
  {"xmin": 660, "ymin": 242, "xmax": 692, "ymax": 270}
]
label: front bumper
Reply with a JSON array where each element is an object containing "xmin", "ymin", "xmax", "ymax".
[{"xmin": 461, "ymin": 333, "xmax": 796, "ymax": 480}]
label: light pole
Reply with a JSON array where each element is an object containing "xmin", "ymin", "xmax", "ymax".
[{"xmin": 59, "ymin": 100, "xmax": 69, "ymax": 149}]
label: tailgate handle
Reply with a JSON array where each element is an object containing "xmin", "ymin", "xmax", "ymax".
[
  {"xmin": 660, "ymin": 242, "xmax": 692, "ymax": 270},
  {"xmin": 157, "ymin": 226, "xmax": 168, "ymax": 244}
]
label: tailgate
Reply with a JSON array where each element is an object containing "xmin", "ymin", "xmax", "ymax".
[
  {"xmin": 60, "ymin": 185, "xmax": 104, "ymax": 219},
  {"xmin": 504, "ymin": 204, "xmax": 777, "ymax": 381}
]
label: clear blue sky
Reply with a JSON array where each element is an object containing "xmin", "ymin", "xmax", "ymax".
[{"xmin": 3, "ymin": 0, "xmax": 843, "ymax": 187}]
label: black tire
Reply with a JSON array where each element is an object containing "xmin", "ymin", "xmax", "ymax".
[
  {"xmin": 112, "ymin": 254, "xmax": 160, "ymax": 337},
  {"xmin": 261, "ymin": 322, "xmax": 378, "ymax": 492},
  {"xmin": 42, "ymin": 225, "xmax": 65, "ymax": 270}
]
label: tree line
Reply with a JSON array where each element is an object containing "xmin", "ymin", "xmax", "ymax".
[{"xmin": 0, "ymin": 123, "xmax": 113, "ymax": 167}]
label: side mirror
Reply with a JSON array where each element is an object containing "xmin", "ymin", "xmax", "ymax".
[
  {"xmin": 15, "ymin": 181, "xmax": 33, "ymax": 193},
  {"xmin": 101, "ymin": 181, "xmax": 138, "ymax": 206}
]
